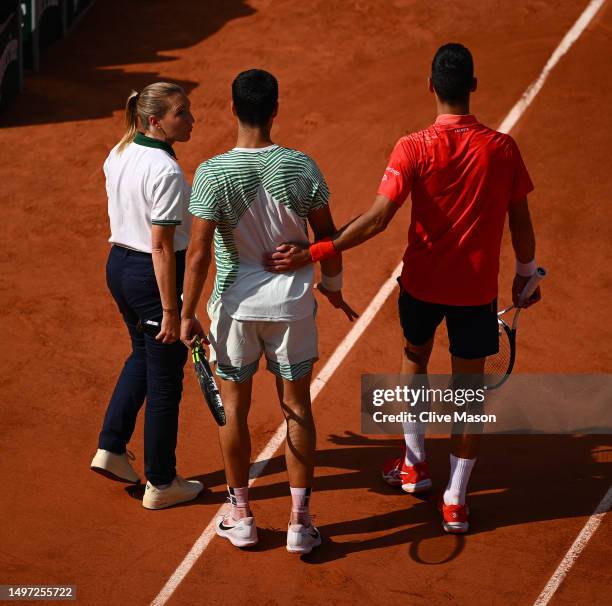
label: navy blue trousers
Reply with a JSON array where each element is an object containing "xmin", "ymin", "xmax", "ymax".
[{"xmin": 98, "ymin": 245, "xmax": 188, "ymax": 485}]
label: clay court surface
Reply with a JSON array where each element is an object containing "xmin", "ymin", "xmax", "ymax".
[{"xmin": 1, "ymin": 0, "xmax": 611, "ymax": 604}]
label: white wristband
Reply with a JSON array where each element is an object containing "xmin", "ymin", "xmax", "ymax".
[
  {"xmin": 516, "ymin": 259, "xmax": 537, "ymax": 277},
  {"xmin": 321, "ymin": 270, "xmax": 343, "ymax": 292}
]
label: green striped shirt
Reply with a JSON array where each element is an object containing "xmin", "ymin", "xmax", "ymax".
[{"xmin": 190, "ymin": 145, "xmax": 329, "ymax": 320}]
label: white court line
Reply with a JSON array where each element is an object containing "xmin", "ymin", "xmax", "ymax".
[
  {"xmin": 498, "ymin": 0, "xmax": 606, "ymax": 134},
  {"xmin": 151, "ymin": 1, "xmax": 607, "ymax": 603},
  {"xmin": 533, "ymin": 484, "xmax": 612, "ymax": 605}
]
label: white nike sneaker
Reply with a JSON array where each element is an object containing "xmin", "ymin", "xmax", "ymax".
[
  {"xmin": 215, "ymin": 514, "xmax": 258, "ymax": 548},
  {"xmin": 286, "ymin": 521, "xmax": 322, "ymax": 554}
]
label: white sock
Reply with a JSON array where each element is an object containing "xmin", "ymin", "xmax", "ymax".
[
  {"xmin": 402, "ymin": 421, "xmax": 426, "ymax": 465},
  {"xmin": 443, "ymin": 454, "xmax": 476, "ymax": 505},
  {"xmin": 228, "ymin": 486, "xmax": 250, "ymax": 519},
  {"xmin": 290, "ymin": 487, "xmax": 312, "ymax": 524}
]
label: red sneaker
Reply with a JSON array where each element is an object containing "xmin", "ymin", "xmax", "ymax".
[
  {"xmin": 438, "ymin": 495, "xmax": 469, "ymax": 534},
  {"xmin": 382, "ymin": 448, "xmax": 432, "ymax": 493}
]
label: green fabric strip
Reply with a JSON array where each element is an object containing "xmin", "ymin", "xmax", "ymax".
[
  {"xmin": 133, "ymin": 132, "xmax": 176, "ymax": 158},
  {"xmin": 216, "ymin": 360, "xmax": 259, "ymax": 383},
  {"xmin": 267, "ymin": 358, "xmax": 315, "ymax": 381}
]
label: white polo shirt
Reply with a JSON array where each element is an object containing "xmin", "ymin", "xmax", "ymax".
[{"xmin": 105, "ymin": 132, "xmax": 192, "ymax": 253}]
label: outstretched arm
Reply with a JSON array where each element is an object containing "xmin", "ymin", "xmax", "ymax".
[
  {"xmin": 265, "ymin": 194, "xmax": 399, "ymax": 272},
  {"xmin": 180, "ymin": 217, "xmax": 216, "ymax": 347},
  {"xmin": 332, "ymin": 194, "xmax": 400, "ymax": 252}
]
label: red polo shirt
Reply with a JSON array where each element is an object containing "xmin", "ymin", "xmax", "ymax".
[{"xmin": 377, "ymin": 114, "xmax": 533, "ymax": 306}]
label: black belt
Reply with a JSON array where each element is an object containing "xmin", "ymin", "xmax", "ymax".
[{"xmin": 113, "ymin": 245, "xmax": 186, "ymax": 258}]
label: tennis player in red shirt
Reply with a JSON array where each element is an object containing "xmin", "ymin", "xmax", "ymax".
[{"xmin": 266, "ymin": 43, "xmax": 541, "ymax": 533}]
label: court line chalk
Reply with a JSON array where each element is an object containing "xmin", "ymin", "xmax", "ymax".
[
  {"xmin": 150, "ymin": 1, "xmax": 607, "ymax": 603},
  {"xmin": 498, "ymin": 0, "xmax": 606, "ymax": 134},
  {"xmin": 533, "ymin": 483, "xmax": 612, "ymax": 605}
]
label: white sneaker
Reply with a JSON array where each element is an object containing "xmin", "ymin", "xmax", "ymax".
[
  {"xmin": 286, "ymin": 521, "xmax": 322, "ymax": 554},
  {"xmin": 142, "ymin": 475, "xmax": 204, "ymax": 510},
  {"xmin": 215, "ymin": 514, "xmax": 258, "ymax": 548},
  {"xmin": 90, "ymin": 449, "xmax": 140, "ymax": 483}
]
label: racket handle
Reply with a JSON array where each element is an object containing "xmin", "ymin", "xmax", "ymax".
[{"xmin": 518, "ymin": 267, "xmax": 547, "ymax": 306}]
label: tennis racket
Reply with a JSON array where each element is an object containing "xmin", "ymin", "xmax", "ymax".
[
  {"xmin": 192, "ymin": 336, "xmax": 226, "ymax": 426},
  {"xmin": 484, "ymin": 267, "xmax": 547, "ymax": 390}
]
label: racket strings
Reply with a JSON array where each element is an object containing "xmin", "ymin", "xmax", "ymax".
[{"xmin": 484, "ymin": 322, "xmax": 513, "ymax": 384}]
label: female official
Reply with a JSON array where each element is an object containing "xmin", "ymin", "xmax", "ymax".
[{"xmin": 90, "ymin": 82, "xmax": 203, "ymax": 509}]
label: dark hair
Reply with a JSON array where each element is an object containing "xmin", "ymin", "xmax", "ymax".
[
  {"xmin": 431, "ymin": 43, "xmax": 474, "ymax": 103},
  {"xmin": 232, "ymin": 69, "xmax": 278, "ymax": 127}
]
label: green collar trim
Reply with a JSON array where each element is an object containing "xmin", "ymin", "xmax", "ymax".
[{"xmin": 133, "ymin": 132, "xmax": 176, "ymax": 158}]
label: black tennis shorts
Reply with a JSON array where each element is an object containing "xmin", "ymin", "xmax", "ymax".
[{"xmin": 398, "ymin": 282, "xmax": 499, "ymax": 359}]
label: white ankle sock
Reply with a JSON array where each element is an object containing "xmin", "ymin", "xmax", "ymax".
[
  {"xmin": 228, "ymin": 486, "xmax": 250, "ymax": 519},
  {"xmin": 290, "ymin": 487, "xmax": 312, "ymax": 524},
  {"xmin": 402, "ymin": 421, "xmax": 426, "ymax": 465},
  {"xmin": 443, "ymin": 454, "xmax": 476, "ymax": 505}
]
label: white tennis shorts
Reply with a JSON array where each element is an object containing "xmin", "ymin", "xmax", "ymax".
[{"xmin": 207, "ymin": 300, "xmax": 318, "ymax": 382}]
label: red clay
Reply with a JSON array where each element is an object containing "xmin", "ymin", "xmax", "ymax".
[{"xmin": 1, "ymin": 1, "xmax": 610, "ymax": 604}]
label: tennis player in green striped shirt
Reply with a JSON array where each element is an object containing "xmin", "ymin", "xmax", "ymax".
[{"xmin": 181, "ymin": 69, "xmax": 357, "ymax": 553}]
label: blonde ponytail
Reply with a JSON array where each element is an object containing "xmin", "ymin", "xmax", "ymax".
[
  {"xmin": 117, "ymin": 90, "xmax": 140, "ymax": 152},
  {"xmin": 116, "ymin": 82, "xmax": 185, "ymax": 153}
]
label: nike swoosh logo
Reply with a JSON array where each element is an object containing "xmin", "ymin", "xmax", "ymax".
[
  {"xmin": 219, "ymin": 521, "xmax": 236, "ymax": 531},
  {"xmin": 308, "ymin": 529, "xmax": 319, "ymax": 539}
]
